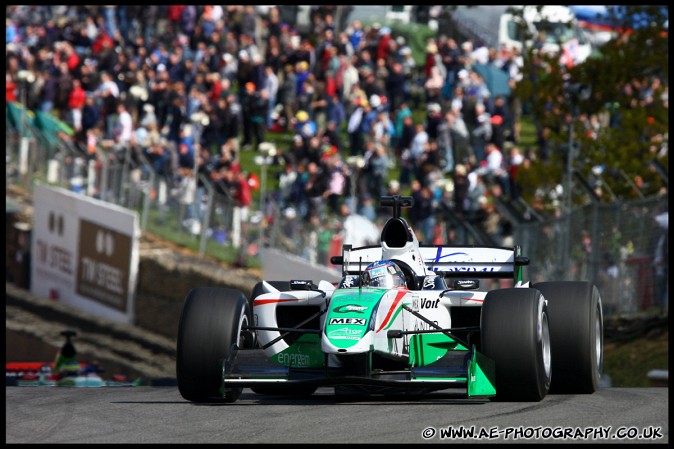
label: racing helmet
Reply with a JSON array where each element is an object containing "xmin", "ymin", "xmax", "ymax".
[{"xmin": 362, "ymin": 260, "xmax": 407, "ymax": 289}]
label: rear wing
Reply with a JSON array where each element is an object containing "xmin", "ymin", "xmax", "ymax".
[
  {"xmin": 332, "ymin": 245, "xmax": 529, "ymax": 282},
  {"xmin": 420, "ymin": 246, "xmax": 528, "ymax": 281}
]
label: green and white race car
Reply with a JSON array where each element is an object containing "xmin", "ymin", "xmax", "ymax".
[{"xmin": 176, "ymin": 196, "xmax": 603, "ymax": 403}]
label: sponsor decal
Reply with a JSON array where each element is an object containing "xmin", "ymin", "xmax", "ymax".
[
  {"xmin": 36, "ymin": 212, "xmax": 74, "ymax": 276},
  {"xmin": 431, "ymin": 266, "xmax": 496, "ymax": 273},
  {"xmin": 36, "ymin": 239, "xmax": 73, "ymax": 275},
  {"xmin": 76, "ymin": 219, "xmax": 132, "ymax": 312},
  {"xmin": 456, "ymin": 280, "xmax": 475, "ymax": 287},
  {"xmin": 423, "ymin": 276, "xmax": 436, "ymax": 289},
  {"xmin": 333, "ymin": 304, "xmax": 368, "ymax": 314},
  {"xmin": 426, "ymin": 248, "xmax": 503, "ymax": 272},
  {"xmin": 276, "ymin": 352, "xmax": 312, "ymax": 367},
  {"xmin": 414, "ymin": 319, "xmax": 439, "ymax": 332},
  {"xmin": 329, "ymin": 318, "xmax": 366, "ymax": 325},
  {"xmin": 369, "ymin": 266, "xmax": 387, "ymax": 279},
  {"xmin": 340, "ymin": 275, "xmax": 356, "ymax": 288},
  {"xmin": 410, "ymin": 295, "xmax": 420, "ymax": 312},
  {"xmin": 421, "ymin": 298, "xmax": 440, "ymax": 309},
  {"xmin": 328, "ymin": 327, "xmax": 364, "ymax": 340}
]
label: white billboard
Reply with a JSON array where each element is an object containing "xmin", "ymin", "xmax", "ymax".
[{"xmin": 30, "ymin": 183, "xmax": 140, "ymax": 324}]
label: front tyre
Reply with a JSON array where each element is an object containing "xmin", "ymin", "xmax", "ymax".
[
  {"xmin": 176, "ymin": 287, "xmax": 250, "ymax": 403},
  {"xmin": 481, "ymin": 288, "xmax": 551, "ymax": 401},
  {"xmin": 533, "ymin": 282, "xmax": 603, "ymax": 394}
]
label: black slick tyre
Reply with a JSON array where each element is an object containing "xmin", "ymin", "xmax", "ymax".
[
  {"xmin": 533, "ymin": 281, "xmax": 603, "ymax": 394},
  {"xmin": 176, "ymin": 287, "xmax": 250, "ymax": 403},
  {"xmin": 481, "ymin": 288, "xmax": 551, "ymax": 401}
]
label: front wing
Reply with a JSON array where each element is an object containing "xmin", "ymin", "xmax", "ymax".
[{"xmin": 223, "ymin": 346, "xmax": 496, "ymax": 398}]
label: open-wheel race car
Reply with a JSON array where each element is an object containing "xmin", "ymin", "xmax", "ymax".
[{"xmin": 176, "ymin": 195, "xmax": 603, "ymax": 403}]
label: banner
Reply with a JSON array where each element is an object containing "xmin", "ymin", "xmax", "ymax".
[{"xmin": 30, "ymin": 183, "xmax": 139, "ymax": 324}]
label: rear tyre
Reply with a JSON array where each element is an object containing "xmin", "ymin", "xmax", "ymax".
[
  {"xmin": 481, "ymin": 288, "xmax": 551, "ymax": 401},
  {"xmin": 176, "ymin": 287, "xmax": 250, "ymax": 403},
  {"xmin": 533, "ymin": 282, "xmax": 603, "ymax": 394}
]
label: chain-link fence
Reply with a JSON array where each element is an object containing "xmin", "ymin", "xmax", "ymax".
[
  {"xmin": 514, "ymin": 196, "xmax": 668, "ymax": 316},
  {"xmin": 5, "ymin": 126, "xmax": 242, "ymax": 263}
]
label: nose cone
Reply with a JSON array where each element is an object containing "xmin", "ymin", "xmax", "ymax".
[{"xmin": 321, "ymin": 288, "xmax": 384, "ymax": 354}]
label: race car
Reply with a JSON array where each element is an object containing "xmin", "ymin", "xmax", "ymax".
[
  {"xmin": 6, "ymin": 330, "xmax": 142, "ymax": 387},
  {"xmin": 176, "ymin": 195, "xmax": 603, "ymax": 403}
]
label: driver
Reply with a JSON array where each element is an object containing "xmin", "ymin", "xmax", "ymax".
[{"xmin": 362, "ymin": 260, "xmax": 407, "ymax": 289}]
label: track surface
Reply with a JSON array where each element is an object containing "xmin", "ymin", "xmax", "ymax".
[{"xmin": 5, "ymin": 387, "xmax": 668, "ymax": 443}]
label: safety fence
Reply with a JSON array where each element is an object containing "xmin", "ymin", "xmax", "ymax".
[
  {"xmin": 5, "ymin": 124, "xmax": 668, "ymax": 316},
  {"xmin": 514, "ymin": 196, "xmax": 668, "ymax": 316},
  {"xmin": 6, "ymin": 126, "xmax": 242, "ymax": 265}
]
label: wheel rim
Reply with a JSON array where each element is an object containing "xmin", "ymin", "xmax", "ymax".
[
  {"xmin": 541, "ymin": 312, "xmax": 551, "ymax": 380},
  {"xmin": 239, "ymin": 314, "xmax": 248, "ymax": 347},
  {"xmin": 222, "ymin": 309, "xmax": 248, "ymax": 399},
  {"xmin": 594, "ymin": 309, "xmax": 602, "ymax": 371}
]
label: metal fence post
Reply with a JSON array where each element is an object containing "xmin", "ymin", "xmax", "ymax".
[{"xmin": 199, "ymin": 175, "xmax": 214, "ymax": 256}]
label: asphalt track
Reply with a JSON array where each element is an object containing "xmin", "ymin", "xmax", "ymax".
[{"xmin": 5, "ymin": 387, "xmax": 668, "ymax": 443}]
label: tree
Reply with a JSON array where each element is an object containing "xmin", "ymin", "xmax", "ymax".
[{"xmin": 514, "ymin": 5, "xmax": 668, "ymax": 209}]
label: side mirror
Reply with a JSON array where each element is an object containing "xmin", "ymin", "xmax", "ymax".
[
  {"xmin": 440, "ymin": 280, "xmax": 480, "ymax": 296},
  {"xmin": 453, "ymin": 279, "xmax": 480, "ymax": 290},
  {"xmin": 290, "ymin": 280, "xmax": 315, "ymax": 290}
]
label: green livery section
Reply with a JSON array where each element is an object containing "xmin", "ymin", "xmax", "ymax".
[
  {"xmin": 323, "ymin": 288, "xmax": 386, "ymax": 349},
  {"xmin": 409, "ymin": 333, "xmax": 467, "ymax": 366},
  {"xmin": 409, "ymin": 332, "xmax": 495, "ymax": 398},
  {"xmin": 467, "ymin": 346, "xmax": 496, "ymax": 398},
  {"xmin": 274, "ymin": 334, "xmax": 324, "ymax": 368}
]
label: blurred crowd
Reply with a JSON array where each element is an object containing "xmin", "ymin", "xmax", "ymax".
[{"xmin": 5, "ymin": 5, "xmax": 668, "ymax": 258}]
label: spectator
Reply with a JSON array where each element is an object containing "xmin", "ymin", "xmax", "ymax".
[
  {"xmin": 410, "ymin": 122, "xmax": 429, "ymax": 181},
  {"xmin": 263, "ymin": 64, "xmax": 279, "ymax": 129},
  {"xmin": 251, "ymin": 88, "xmax": 269, "ymax": 149},
  {"xmin": 294, "ymin": 109, "xmax": 317, "ymax": 142},
  {"xmin": 363, "ymin": 142, "xmax": 389, "ymax": 200},
  {"xmin": 477, "ymin": 142, "xmax": 511, "ymax": 198},
  {"xmin": 241, "ymin": 81, "xmax": 258, "ymax": 149},
  {"xmin": 278, "ymin": 63, "xmax": 297, "ymax": 130},
  {"xmin": 113, "ymin": 102, "xmax": 133, "ymax": 148},
  {"xmin": 321, "ymin": 119, "xmax": 343, "ymax": 153},
  {"xmin": 95, "ymin": 71, "xmax": 120, "ymax": 138},
  {"xmin": 410, "ymin": 180, "xmax": 436, "ymax": 244},
  {"xmin": 305, "ymin": 161, "xmax": 327, "ymax": 219},
  {"xmin": 346, "ymin": 96, "xmax": 366, "ymax": 155},
  {"xmin": 67, "ymin": 78, "xmax": 86, "ymax": 133},
  {"xmin": 325, "ymin": 155, "xmax": 347, "ymax": 215},
  {"xmin": 278, "ymin": 162, "xmax": 297, "ymax": 209},
  {"xmin": 231, "ymin": 170, "xmax": 252, "ymax": 249},
  {"xmin": 37, "ymin": 70, "xmax": 56, "ymax": 114},
  {"xmin": 471, "ymin": 102, "xmax": 492, "ymax": 163}
]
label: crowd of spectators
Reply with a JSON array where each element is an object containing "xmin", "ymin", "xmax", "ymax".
[{"xmin": 5, "ymin": 5, "xmax": 668, "ymax": 259}]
